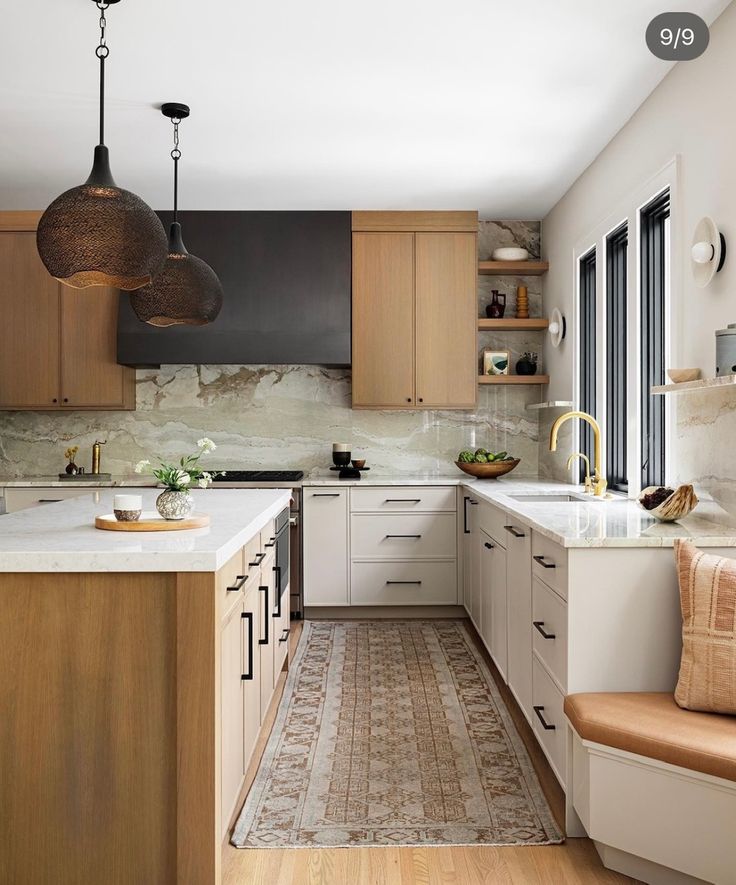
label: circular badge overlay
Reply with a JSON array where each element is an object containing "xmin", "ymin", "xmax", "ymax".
[{"xmin": 646, "ymin": 12, "xmax": 709, "ymax": 61}]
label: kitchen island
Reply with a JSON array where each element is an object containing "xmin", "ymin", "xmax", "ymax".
[{"xmin": 0, "ymin": 488, "xmax": 291, "ymax": 885}]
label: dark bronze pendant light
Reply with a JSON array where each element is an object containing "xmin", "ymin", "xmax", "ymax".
[
  {"xmin": 37, "ymin": 0, "xmax": 167, "ymax": 290},
  {"xmin": 129, "ymin": 104, "xmax": 223, "ymax": 326}
]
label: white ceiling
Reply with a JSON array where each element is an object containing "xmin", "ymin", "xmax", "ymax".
[{"xmin": 0, "ymin": 0, "xmax": 731, "ymax": 217}]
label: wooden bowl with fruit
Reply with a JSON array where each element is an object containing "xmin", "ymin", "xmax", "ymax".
[{"xmin": 455, "ymin": 449, "xmax": 521, "ymax": 479}]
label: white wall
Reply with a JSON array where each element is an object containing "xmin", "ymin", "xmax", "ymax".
[{"xmin": 541, "ymin": 2, "xmax": 736, "ymax": 507}]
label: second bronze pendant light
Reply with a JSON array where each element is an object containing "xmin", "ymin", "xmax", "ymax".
[{"xmin": 130, "ymin": 104, "xmax": 224, "ymax": 326}]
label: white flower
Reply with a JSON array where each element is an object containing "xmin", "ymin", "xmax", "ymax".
[
  {"xmin": 197, "ymin": 438, "xmax": 216, "ymax": 453},
  {"xmin": 198, "ymin": 471, "xmax": 213, "ymax": 489},
  {"xmin": 134, "ymin": 460, "xmax": 151, "ymax": 474},
  {"xmin": 177, "ymin": 471, "xmax": 191, "ymax": 486}
]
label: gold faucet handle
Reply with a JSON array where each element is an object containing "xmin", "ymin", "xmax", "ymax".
[{"xmin": 592, "ymin": 473, "xmax": 608, "ymax": 497}]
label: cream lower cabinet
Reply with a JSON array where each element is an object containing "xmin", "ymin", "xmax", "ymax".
[
  {"xmin": 461, "ymin": 492, "xmax": 481, "ymax": 626},
  {"xmin": 479, "ymin": 529, "xmax": 508, "ymax": 681},
  {"xmin": 303, "ymin": 489, "xmax": 349, "ymax": 605},
  {"xmin": 504, "ymin": 521, "xmax": 533, "ymax": 724}
]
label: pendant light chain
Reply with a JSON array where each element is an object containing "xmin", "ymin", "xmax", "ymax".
[
  {"xmin": 95, "ymin": 1, "xmax": 111, "ymax": 146},
  {"xmin": 171, "ymin": 117, "xmax": 182, "ymax": 223}
]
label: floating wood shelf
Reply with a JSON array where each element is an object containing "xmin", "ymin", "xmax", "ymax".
[
  {"xmin": 478, "ymin": 375, "xmax": 550, "ymax": 385},
  {"xmin": 478, "ymin": 318, "xmax": 549, "ymax": 331},
  {"xmin": 651, "ymin": 374, "xmax": 736, "ymax": 395},
  {"xmin": 478, "ymin": 260, "xmax": 549, "ymax": 276}
]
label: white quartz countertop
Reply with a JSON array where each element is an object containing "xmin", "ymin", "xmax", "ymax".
[
  {"xmin": 0, "ymin": 488, "xmax": 291, "ymax": 572},
  {"xmin": 0, "ymin": 475, "xmax": 156, "ymax": 488}
]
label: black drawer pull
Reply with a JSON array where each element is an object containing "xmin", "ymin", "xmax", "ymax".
[
  {"xmin": 533, "ymin": 555, "xmax": 556, "ymax": 569},
  {"xmin": 227, "ymin": 574, "xmax": 248, "ymax": 593},
  {"xmin": 241, "ymin": 611, "xmax": 254, "ymax": 680},
  {"xmin": 385, "ymin": 498, "xmax": 422, "ymax": 503},
  {"xmin": 533, "ymin": 621, "xmax": 556, "ymax": 640},
  {"xmin": 386, "ymin": 580, "xmax": 422, "ymax": 585},
  {"xmin": 258, "ymin": 586, "xmax": 270, "ymax": 645},
  {"xmin": 249, "ymin": 552, "xmax": 266, "ymax": 567},
  {"xmin": 533, "ymin": 705, "xmax": 556, "ymax": 730},
  {"xmin": 385, "ymin": 534, "xmax": 422, "ymax": 539},
  {"xmin": 278, "ymin": 628, "xmax": 290, "ymax": 644},
  {"xmin": 38, "ymin": 499, "xmax": 63, "ymax": 503},
  {"xmin": 504, "ymin": 525, "xmax": 526, "ymax": 538},
  {"xmin": 272, "ymin": 568, "xmax": 282, "ymax": 618},
  {"xmin": 484, "ymin": 541, "xmax": 494, "ymax": 550},
  {"xmin": 312, "ymin": 493, "xmax": 340, "ymax": 497},
  {"xmin": 264, "ymin": 539, "xmax": 276, "ymax": 548}
]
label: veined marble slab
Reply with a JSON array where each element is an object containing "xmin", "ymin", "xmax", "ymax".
[{"xmin": 0, "ymin": 488, "xmax": 291, "ymax": 573}]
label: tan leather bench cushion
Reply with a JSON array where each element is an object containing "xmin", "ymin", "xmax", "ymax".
[{"xmin": 565, "ymin": 692, "xmax": 736, "ymax": 782}]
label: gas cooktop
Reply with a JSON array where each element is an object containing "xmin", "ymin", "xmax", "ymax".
[{"xmin": 212, "ymin": 470, "xmax": 304, "ymax": 483}]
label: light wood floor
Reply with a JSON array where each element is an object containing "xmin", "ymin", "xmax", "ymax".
[{"xmin": 223, "ymin": 619, "xmax": 639, "ymax": 885}]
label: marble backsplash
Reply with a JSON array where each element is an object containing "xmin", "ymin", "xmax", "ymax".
[{"xmin": 0, "ymin": 220, "xmax": 552, "ymax": 480}]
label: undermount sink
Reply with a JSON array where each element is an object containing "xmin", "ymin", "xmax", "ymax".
[{"xmin": 508, "ymin": 493, "xmax": 587, "ymax": 503}]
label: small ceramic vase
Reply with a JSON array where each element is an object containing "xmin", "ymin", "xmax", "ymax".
[
  {"xmin": 516, "ymin": 355, "xmax": 538, "ymax": 376},
  {"xmin": 156, "ymin": 489, "xmax": 195, "ymax": 521}
]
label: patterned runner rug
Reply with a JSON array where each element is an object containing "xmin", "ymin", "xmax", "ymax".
[{"xmin": 231, "ymin": 620, "xmax": 563, "ymax": 848}]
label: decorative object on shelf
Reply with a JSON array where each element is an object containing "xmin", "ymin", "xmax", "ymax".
[
  {"xmin": 716, "ymin": 324, "xmax": 736, "ymax": 376},
  {"xmin": 691, "ymin": 216, "xmax": 726, "ymax": 287},
  {"xmin": 485, "ymin": 290, "xmax": 506, "ymax": 318},
  {"xmin": 351, "ymin": 459, "xmax": 366, "ymax": 469},
  {"xmin": 482, "ymin": 349, "xmax": 510, "ymax": 376},
  {"xmin": 36, "ymin": 0, "xmax": 167, "ymax": 290},
  {"xmin": 130, "ymin": 104, "xmax": 224, "ymax": 326},
  {"xmin": 516, "ymin": 352, "xmax": 538, "ymax": 376},
  {"xmin": 515, "ymin": 285, "xmax": 529, "ymax": 318},
  {"xmin": 332, "ymin": 443, "xmax": 351, "ymax": 467},
  {"xmin": 455, "ymin": 456, "xmax": 521, "ymax": 479},
  {"xmin": 95, "ymin": 512, "xmax": 210, "ymax": 532},
  {"xmin": 64, "ymin": 446, "xmax": 80, "ymax": 475},
  {"xmin": 113, "ymin": 494, "xmax": 142, "ymax": 522},
  {"xmin": 638, "ymin": 484, "xmax": 698, "ymax": 522},
  {"xmin": 491, "ymin": 247, "xmax": 529, "ymax": 261},
  {"xmin": 548, "ymin": 307, "xmax": 567, "ymax": 348},
  {"xmin": 667, "ymin": 368, "xmax": 702, "ymax": 384},
  {"xmin": 134, "ymin": 437, "xmax": 220, "ymax": 520}
]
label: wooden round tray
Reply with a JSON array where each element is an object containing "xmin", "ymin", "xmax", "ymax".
[{"xmin": 95, "ymin": 512, "xmax": 210, "ymax": 532}]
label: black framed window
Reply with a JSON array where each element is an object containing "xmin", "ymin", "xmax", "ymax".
[
  {"xmin": 640, "ymin": 190, "xmax": 669, "ymax": 488},
  {"xmin": 606, "ymin": 224, "xmax": 628, "ymax": 491},
  {"xmin": 578, "ymin": 248, "xmax": 597, "ymax": 481}
]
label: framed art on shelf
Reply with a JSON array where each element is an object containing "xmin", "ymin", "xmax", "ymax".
[{"xmin": 482, "ymin": 349, "xmax": 510, "ymax": 376}]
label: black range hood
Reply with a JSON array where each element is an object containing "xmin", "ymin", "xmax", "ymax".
[{"xmin": 117, "ymin": 211, "xmax": 351, "ymax": 367}]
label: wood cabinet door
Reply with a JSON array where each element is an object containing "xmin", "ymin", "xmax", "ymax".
[
  {"xmin": 415, "ymin": 232, "xmax": 477, "ymax": 408},
  {"xmin": 242, "ymin": 584, "xmax": 261, "ymax": 770},
  {"xmin": 0, "ymin": 231, "xmax": 61, "ymax": 408},
  {"xmin": 303, "ymin": 489, "xmax": 349, "ymax": 605},
  {"xmin": 221, "ymin": 598, "xmax": 245, "ymax": 836},
  {"xmin": 352, "ymin": 232, "xmax": 415, "ymax": 408},
  {"xmin": 60, "ymin": 287, "xmax": 134, "ymax": 409},
  {"xmin": 505, "ymin": 522, "xmax": 533, "ymax": 723}
]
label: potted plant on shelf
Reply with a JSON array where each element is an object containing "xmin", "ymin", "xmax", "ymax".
[{"xmin": 135, "ymin": 438, "xmax": 220, "ymax": 520}]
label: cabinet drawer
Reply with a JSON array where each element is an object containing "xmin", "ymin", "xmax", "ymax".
[
  {"xmin": 532, "ymin": 577, "xmax": 568, "ymax": 691},
  {"xmin": 351, "ymin": 561, "xmax": 457, "ymax": 605},
  {"xmin": 478, "ymin": 500, "xmax": 508, "ymax": 546},
  {"xmin": 531, "ymin": 532, "xmax": 568, "ymax": 599},
  {"xmin": 218, "ymin": 547, "xmax": 248, "ymax": 621},
  {"xmin": 351, "ymin": 486, "xmax": 456, "ymax": 513},
  {"xmin": 3, "ymin": 487, "xmax": 99, "ymax": 513},
  {"xmin": 532, "ymin": 656, "xmax": 566, "ymax": 787},
  {"xmin": 260, "ymin": 518, "xmax": 277, "ymax": 553},
  {"xmin": 351, "ymin": 512, "xmax": 456, "ymax": 559}
]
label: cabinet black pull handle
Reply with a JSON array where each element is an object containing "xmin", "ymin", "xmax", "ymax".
[
  {"xmin": 258, "ymin": 586, "xmax": 270, "ymax": 645},
  {"xmin": 52, "ymin": 398, "xmax": 58, "ymax": 404},
  {"xmin": 278, "ymin": 628, "xmax": 290, "ymax": 643},
  {"xmin": 484, "ymin": 541, "xmax": 494, "ymax": 550},
  {"xmin": 227, "ymin": 574, "xmax": 248, "ymax": 593},
  {"xmin": 272, "ymin": 567, "xmax": 282, "ymax": 618},
  {"xmin": 463, "ymin": 496, "xmax": 470, "ymax": 534},
  {"xmin": 533, "ymin": 621, "xmax": 556, "ymax": 640},
  {"xmin": 385, "ymin": 498, "xmax": 422, "ymax": 503},
  {"xmin": 386, "ymin": 580, "xmax": 422, "ymax": 585},
  {"xmin": 38, "ymin": 499, "xmax": 63, "ymax": 503},
  {"xmin": 312, "ymin": 493, "xmax": 340, "ymax": 497},
  {"xmin": 533, "ymin": 555, "xmax": 556, "ymax": 569},
  {"xmin": 418, "ymin": 397, "xmax": 424, "ymax": 403},
  {"xmin": 406, "ymin": 397, "xmax": 412, "ymax": 403},
  {"xmin": 533, "ymin": 705, "xmax": 556, "ymax": 730},
  {"xmin": 63, "ymin": 398, "xmax": 69, "ymax": 404},
  {"xmin": 249, "ymin": 552, "xmax": 266, "ymax": 567},
  {"xmin": 385, "ymin": 534, "xmax": 422, "ymax": 539},
  {"xmin": 264, "ymin": 539, "xmax": 276, "ymax": 548},
  {"xmin": 504, "ymin": 525, "xmax": 526, "ymax": 538},
  {"xmin": 241, "ymin": 611, "xmax": 254, "ymax": 680}
]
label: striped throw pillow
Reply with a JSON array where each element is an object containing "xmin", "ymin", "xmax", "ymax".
[{"xmin": 674, "ymin": 540, "xmax": 736, "ymax": 714}]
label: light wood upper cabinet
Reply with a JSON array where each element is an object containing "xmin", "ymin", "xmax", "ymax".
[
  {"xmin": 0, "ymin": 213, "xmax": 135, "ymax": 411},
  {"xmin": 351, "ymin": 211, "xmax": 477, "ymax": 409},
  {"xmin": 415, "ymin": 232, "xmax": 477, "ymax": 408}
]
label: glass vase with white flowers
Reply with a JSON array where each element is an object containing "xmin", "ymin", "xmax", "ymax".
[{"xmin": 135, "ymin": 438, "xmax": 221, "ymax": 520}]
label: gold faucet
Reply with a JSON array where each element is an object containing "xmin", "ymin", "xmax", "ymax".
[
  {"xmin": 91, "ymin": 440, "xmax": 107, "ymax": 475},
  {"xmin": 566, "ymin": 452, "xmax": 593, "ymax": 494},
  {"xmin": 549, "ymin": 411, "xmax": 607, "ymax": 497}
]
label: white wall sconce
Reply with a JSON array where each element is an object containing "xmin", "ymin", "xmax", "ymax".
[
  {"xmin": 691, "ymin": 216, "xmax": 726, "ymax": 287},
  {"xmin": 548, "ymin": 307, "xmax": 567, "ymax": 347}
]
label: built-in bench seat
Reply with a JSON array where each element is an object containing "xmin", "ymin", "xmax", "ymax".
[{"xmin": 564, "ymin": 692, "xmax": 736, "ymax": 885}]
